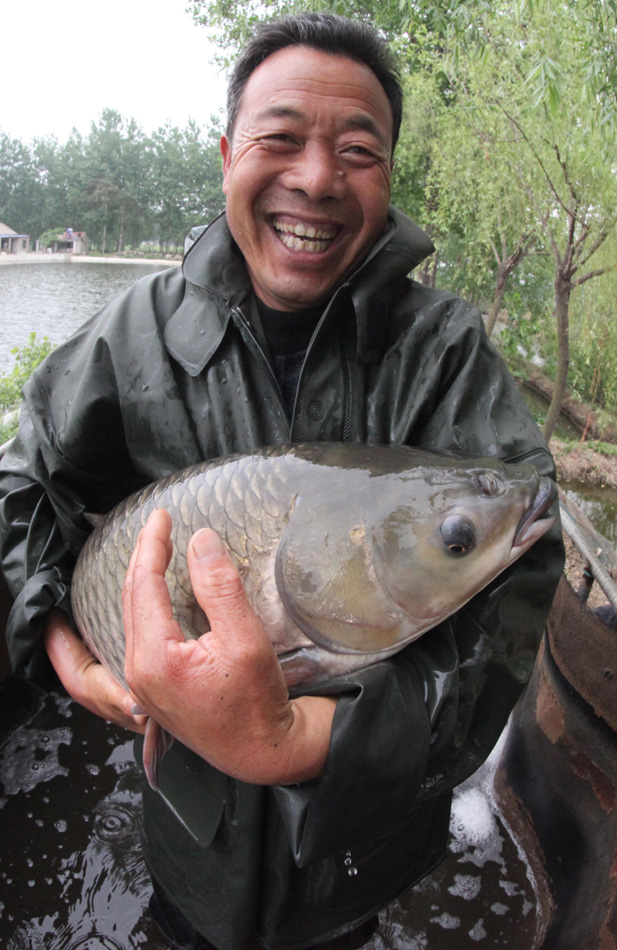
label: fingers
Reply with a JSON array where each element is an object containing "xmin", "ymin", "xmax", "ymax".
[
  {"xmin": 123, "ymin": 509, "xmax": 184, "ymax": 682},
  {"xmin": 44, "ymin": 610, "xmax": 144, "ymax": 732},
  {"xmin": 187, "ymin": 527, "xmax": 274, "ymax": 659}
]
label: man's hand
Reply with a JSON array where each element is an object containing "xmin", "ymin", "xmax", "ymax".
[
  {"xmin": 123, "ymin": 509, "xmax": 337, "ymax": 785},
  {"xmin": 44, "ymin": 608, "xmax": 146, "ymax": 733}
]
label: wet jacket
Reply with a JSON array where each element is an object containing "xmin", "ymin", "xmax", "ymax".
[{"xmin": 0, "ymin": 209, "xmax": 564, "ymax": 950}]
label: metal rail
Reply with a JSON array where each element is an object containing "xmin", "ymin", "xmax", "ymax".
[{"xmin": 559, "ymin": 501, "xmax": 617, "ymax": 610}]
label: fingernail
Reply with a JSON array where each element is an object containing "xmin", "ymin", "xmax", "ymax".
[
  {"xmin": 131, "ymin": 703, "xmax": 147, "ymax": 716},
  {"xmin": 192, "ymin": 529, "xmax": 225, "ymax": 561}
]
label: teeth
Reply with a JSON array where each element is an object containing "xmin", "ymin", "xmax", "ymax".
[
  {"xmin": 278, "ymin": 233, "xmax": 331, "ymax": 253},
  {"xmin": 273, "ymin": 219, "xmax": 336, "ymax": 252}
]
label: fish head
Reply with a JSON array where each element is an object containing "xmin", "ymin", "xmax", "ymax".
[
  {"xmin": 276, "ymin": 453, "xmax": 556, "ymax": 659},
  {"xmin": 371, "ymin": 456, "xmax": 557, "ymax": 635}
]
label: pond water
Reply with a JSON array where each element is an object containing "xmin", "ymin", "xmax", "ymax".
[{"xmin": 0, "ymin": 262, "xmax": 175, "ymax": 372}]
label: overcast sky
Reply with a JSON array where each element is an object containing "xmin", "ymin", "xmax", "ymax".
[{"xmin": 2, "ymin": 0, "xmax": 229, "ymax": 143}]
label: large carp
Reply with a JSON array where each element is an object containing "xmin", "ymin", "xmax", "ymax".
[{"xmin": 72, "ymin": 443, "xmax": 556, "ymax": 785}]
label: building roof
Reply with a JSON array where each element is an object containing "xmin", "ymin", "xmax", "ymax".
[{"xmin": 0, "ymin": 223, "xmax": 18, "ymax": 236}]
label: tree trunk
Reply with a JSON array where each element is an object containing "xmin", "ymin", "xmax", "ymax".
[
  {"xmin": 543, "ymin": 270, "xmax": 571, "ymax": 440},
  {"xmin": 486, "ymin": 266, "xmax": 508, "ymax": 338},
  {"xmin": 101, "ymin": 201, "xmax": 108, "ymax": 256}
]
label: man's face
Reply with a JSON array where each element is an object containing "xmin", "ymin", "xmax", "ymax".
[{"xmin": 221, "ymin": 46, "xmax": 394, "ymax": 312}]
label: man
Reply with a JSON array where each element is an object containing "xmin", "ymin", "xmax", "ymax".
[{"xmin": 0, "ymin": 13, "xmax": 564, "ymax": 950}]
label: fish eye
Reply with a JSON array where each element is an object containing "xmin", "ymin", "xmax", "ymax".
[
  {"xmin": 441, "ymin": 515, "xmax": 476, "ymax": 556},
  {"xmin": 476, "ymin": 473, "xmax": 503, "ymax": 497}
]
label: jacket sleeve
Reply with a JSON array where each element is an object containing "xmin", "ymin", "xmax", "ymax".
[
  {"xmin": 0, "ymin": 329, "xmax": 142, "ymax": 687},
  {"xmin": 272, "ymin": 298, "xmax": 565, "ymax": 866}
]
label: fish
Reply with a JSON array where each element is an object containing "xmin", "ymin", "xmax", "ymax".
[{"xmin": 71, "ymin": 442, "xmax": 557, "ymax": 787}]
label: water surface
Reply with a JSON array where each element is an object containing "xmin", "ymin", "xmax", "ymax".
[{"xmin": 0, "ymin": 263, "xmax": 174, "ymax": 372}]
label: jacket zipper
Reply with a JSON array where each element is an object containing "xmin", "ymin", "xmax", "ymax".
[
  {"xmin": 291, "ymin": 297, "xmax": 353, "ymax": 443},
  {"xmin": 230, "ymin": 307, "xmax": 292, "ymax": 433}
]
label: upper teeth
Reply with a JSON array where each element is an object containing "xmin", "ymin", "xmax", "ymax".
[{"xmin": 275, "ymin": 221, "xmax": 336, "ymax": 241}]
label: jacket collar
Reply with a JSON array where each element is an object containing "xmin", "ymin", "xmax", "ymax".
[{"xmin": 164, "ymin": 208, "xmax": 434, "ymax": 374}]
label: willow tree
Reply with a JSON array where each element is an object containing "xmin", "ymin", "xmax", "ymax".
[{"xmin": 411, "ymin": 0, "xmax": 617, "ymax": 439}]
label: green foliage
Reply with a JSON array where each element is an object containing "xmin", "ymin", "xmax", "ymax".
[
  {"xmin": 188, "ymin": 0, "xmax": 405, "ymax": 59},
  {"xmin": 0, "ymin": 334, "xmax": 55, "ymax": 420},
  {"xmin": 569, "ymin": 266, "xmax": 617, "ymax": 413},
  {"xmin": 498, "ymin": 301, "xmax": 550, "ymax": 365},
  {"xmin": 37, "ymin": 227, "xmax": 64, "ymax": 248},
  {"xmin": 0, "ymin": 112, "xmax": 225, "ymax": 253}
]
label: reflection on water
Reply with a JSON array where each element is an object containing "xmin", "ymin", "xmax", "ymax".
[
  {"xmin": 0, "ymin": 680, "xmax": 539, "ymax": 949},
  {"xmin": 0, "ymin": 262, "xmax": 174, "ymax": 372},
  {"xmin": 0, "ymin": 682, "xmax": 167, "ymax": 949},
  {"xmin": 563, "ymin": 484, "xmax": 617, "ymax": 547},
  {"xmin": 520, "ymin": 387, "xmax": 581, "ymax": 442}
]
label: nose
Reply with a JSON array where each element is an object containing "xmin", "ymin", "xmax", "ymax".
[{"xmin": 283, "ymin": 143, "xmax": 347, "ymax": 201}]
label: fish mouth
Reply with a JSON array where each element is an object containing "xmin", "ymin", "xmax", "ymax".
[
  {"xmin": 513, "ymin": 476, "xmax": 558, "ymax": 547},
  {"xmin": 271, "ymin": 215, "xmax": 339, "ymax": 254}
]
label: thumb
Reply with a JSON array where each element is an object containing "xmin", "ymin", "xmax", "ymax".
[{"xmin": 187, "ymin": 528, "xmax": 271, "ymax": 653}]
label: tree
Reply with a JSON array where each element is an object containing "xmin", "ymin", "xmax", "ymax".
[
  {"xmin": 148, "ymin": 117, "xmax": 225, "ymax": 250},
  {"xmin": 0, "ymin": 132, "xmax": 44, "ymax": 237},
  {"xmin": 431, "ymin": 0, "xmax": 617, "ymax": 438},
  {"xmin": 37, "ymin": 227, "xmax": 64, "ymax": 249}
]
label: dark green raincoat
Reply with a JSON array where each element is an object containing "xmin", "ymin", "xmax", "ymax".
[{"xmin": 0, "ymin": 209, "xmax": 564, "ymax": 949}]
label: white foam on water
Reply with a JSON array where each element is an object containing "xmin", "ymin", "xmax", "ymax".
[
  {"xmin": 498, "ymin": 879, "xmax": 520, "ymax": 897},
  {"xmin": 447, "ymin": 873, "xmax": 482, "ymax": 901},
  {"xmin": 469, "ymin": 918, "xmax": 488, "ymax": 941},
  {"xmin": 105, "ymin": 740, "xmax": 135, "ymax": 774},
  {"xmin": 491, "ymin": 902, "xmax": 509, "ymax": 916},
  {"xmin": 370, "ymin": 902, "xmax": 428, "ymax": 949},
  {"xmin": 0, "ymin": 727, "xmax": 71, "ymax": 795},
  {"xmin": 449, "ymin": 785, "xmax": 503, "ymax": 868},
  {"xmin": 448, "ymin": 725, "xmax": 512, "ymax": 868},
  {"xmin": 430, "ymin": 912, "xmax": 461, "ymax": 930}
]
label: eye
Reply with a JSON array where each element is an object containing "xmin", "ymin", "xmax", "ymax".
[
  {"xmin": 440, "ymin": 515, "xmax": 476, "ymax": 556},
  {"xmin": 476, "ymin": 473, "xmax": 503, "ymax": 497},
  {"xmin": 260, "ymin": 133, "xmax": 298, "ymax": 149}
]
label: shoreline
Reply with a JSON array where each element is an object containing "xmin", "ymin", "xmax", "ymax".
[
  {"xmin": 0, "ymin": 253, "xmax": 180, "ymax": 267},
  {"xmin": 550, "ymin": 438, "xmax": 617, "ymax": 489}
]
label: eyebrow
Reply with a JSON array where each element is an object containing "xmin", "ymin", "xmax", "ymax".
[{"xmin": 253, "ymin": 105, "xmax": 389, "ymax": 148}]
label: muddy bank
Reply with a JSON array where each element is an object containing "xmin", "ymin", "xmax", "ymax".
[{"xmin": 550, "ymin": 438, "xmax": 617, "ymax": 489}]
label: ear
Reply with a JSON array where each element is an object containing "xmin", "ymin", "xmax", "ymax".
[{"xmin": 220, "ymin": 135, "xmax": 232, "ymax": 194}]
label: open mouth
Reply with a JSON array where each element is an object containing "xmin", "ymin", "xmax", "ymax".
[{"xmin": 272, "ymin": 218, "xmax": 337, "ymax": 254}]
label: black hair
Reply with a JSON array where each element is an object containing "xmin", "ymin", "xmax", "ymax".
[{"xmin": 226, "ymin": 12, "xmax": 403, "ymax": 154}]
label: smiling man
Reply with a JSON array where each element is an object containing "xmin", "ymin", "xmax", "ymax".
[{"xmin": 0, "ymin": 12, "xmax": 564, "ymax": 950}]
